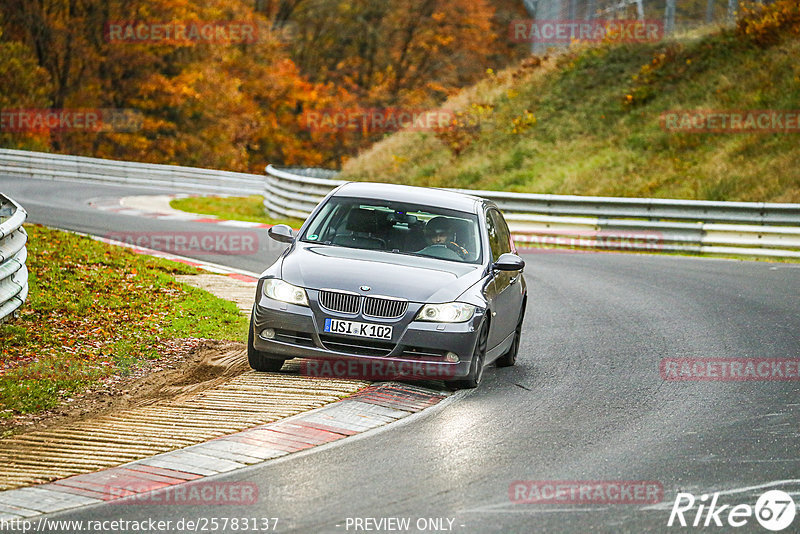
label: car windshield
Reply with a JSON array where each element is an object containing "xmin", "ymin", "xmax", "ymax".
[{"xmin": 301, "ymin": 196, "xmax": 482, "ymax": 264}]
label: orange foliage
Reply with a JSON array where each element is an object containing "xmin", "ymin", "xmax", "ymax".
[{"xmin": 0, "ymin": 0, "xmax": 523, "ymax": 170}]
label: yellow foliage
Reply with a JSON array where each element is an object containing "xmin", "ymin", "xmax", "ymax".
[
  {"xmin": 508, "ymin": 110, "xmax": 536, "ymax": 135},
  {"xmin": 737, "ymin": 0, "xmax": 800, "ymax": 46}
]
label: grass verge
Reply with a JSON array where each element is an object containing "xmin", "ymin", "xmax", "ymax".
[
  {"xmin": 170, "ymin": 195, "xmax": 305, "ymax": 228},
  {"xmin": 0, "ymin": 224, "xmax": 248, "ymax": 420}
]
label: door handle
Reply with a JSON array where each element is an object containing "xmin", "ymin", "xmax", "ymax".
[{"xmin": 509, "ymin": 276, "xmax": 518, "ymax": 285}]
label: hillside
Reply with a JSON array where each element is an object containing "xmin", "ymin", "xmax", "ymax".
[{"xmin": 340, "ymin": 3, "xmax": 800, "ymax": 202}]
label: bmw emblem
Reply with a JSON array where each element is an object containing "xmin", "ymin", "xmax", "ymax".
[{"xmin": 360, "ymin": 285, "xmax": 371, "ymax": 292}]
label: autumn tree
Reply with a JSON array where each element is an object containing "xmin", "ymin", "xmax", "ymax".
[
  {"xmin": 287, "ymin": 0, "xmax": 501, "ymax": 106},
  {"xmin": 0, "ymin": 25, "xmax": 53, "ymax": 151},
  {"xmin": 0, "ymin": 0, "xmax": 526, "ymax": 169}
]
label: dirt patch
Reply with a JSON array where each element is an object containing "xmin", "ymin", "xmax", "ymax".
[{"xmin": 1, "ymin": 339, "xmax": 248, "ymax": 438}]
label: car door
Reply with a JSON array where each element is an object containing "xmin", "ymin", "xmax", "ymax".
[{"xmin": 485, "ymin": 208, "xmax": 524, "ymax": 350}]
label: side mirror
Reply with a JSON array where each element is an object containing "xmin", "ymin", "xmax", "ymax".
[
  {"xmin": 493, "ymin": 253, "xmax": 525, "ymax": 272},
  {"xmin": 268, "ymin": 224, "xmax": 295, "ymax": 243}
]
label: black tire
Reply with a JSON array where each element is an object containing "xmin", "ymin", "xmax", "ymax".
[
  {"xmin": 247, "ymin": 316, "xmax": 285, "ymax": 372},
  {"xmin": 447, "ymin": 321, "xmax": 489, "ymax": 390},
  {"xmin": 496, "ymin": 307, "xmax": 524, "ymax": 368}
]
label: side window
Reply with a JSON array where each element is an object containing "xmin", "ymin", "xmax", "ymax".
[
  {"xmin": 486, "ymin": 209, "xmax": 502, "ymax": 261},
  {"xmin": 488, "ymin": 209, "xmax": 512, "ymax": 259}
]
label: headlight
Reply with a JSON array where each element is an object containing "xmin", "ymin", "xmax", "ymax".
[
  {"xmin": 263, "ymin": 278, "xmax": 308, "ymax": 306},
  {"xmin": 416, "ymin": 302, "xmax": 476, "ymax": 323}
]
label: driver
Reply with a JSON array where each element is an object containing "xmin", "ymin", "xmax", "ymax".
[{"xmin": 418, "ymin": 217, "xmax": 469, "ymax": 260}]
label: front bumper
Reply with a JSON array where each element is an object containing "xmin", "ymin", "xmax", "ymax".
[{"xmin": 251, "ymin": 289, "xmax": 484, "ymax": 381}]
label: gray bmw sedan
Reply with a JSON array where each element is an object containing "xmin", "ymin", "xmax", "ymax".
[{"xmin": 249, "ymin": 182, "xmax": 526, "ymax": 389}]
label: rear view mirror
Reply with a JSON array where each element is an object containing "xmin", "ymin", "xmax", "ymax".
[
  {"xmin": 493, "ymin": 253, "xmax": 525, "ymax": 272},
  {"xmin": 268, "ymin": 224, "xmax": 295, "ymax": 243},
  {"xmin": 389, "ymin": 211, "xmax": 417, "ymax": 225}
]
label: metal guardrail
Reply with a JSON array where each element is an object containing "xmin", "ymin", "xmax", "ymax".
[
  {"xmin": 0, "ymin": 148, "xmax": 264, "ymax": 196},
  {"xmin": 265, "ymin": 165, "xmax": 343, "ymax": 220},
  {"xmin": 0, "ymin": 149, "xmax": 796, "ymax": 259},
  {"xmin": 265, "ymin": 165, "xmax": 800, "ymax": 259},
  {"xmin": 0, "ymin": 194, "xmax": 29, "ymax": 323}
]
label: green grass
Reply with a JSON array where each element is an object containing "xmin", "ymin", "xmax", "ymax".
[
  {"xmin": 0, "ymin": 225, "xmax": 248, "ymax": 417},
  {"xmin": 170, "ymin": 195, "xmax": 305, "ymax": 228},
  {"xmin": 340, "ymin": 28, "xmax": 800, "ymax": 203}
]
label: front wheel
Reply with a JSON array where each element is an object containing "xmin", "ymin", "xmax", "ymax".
[
  {"xmin": 447, "ymin": 321, "xmax": 488, "ymax": 390},
  {"xmin": 247, "ymin": 315, "xmax": 285, "ymax": 372}
]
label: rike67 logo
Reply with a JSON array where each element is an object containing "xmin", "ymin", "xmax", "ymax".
[{"xmin": 668, "ymin": 490, "xmax": 796, "ymax": 531}]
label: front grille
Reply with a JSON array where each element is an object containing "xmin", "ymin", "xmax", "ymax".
[
  {"xmin": 363, "ymin": 296, "xmax": 408, "ymax": 319},
  {"xmin": 318, "ymin": 290, "xmax": 408, "ymax": 319},
  {"xmin": 319, "ymin": 290, "xmax": 360, "ymax": 314},
  {"xmin": 318, "ymin": 334, "xmax": 394, "ymax": 357}
]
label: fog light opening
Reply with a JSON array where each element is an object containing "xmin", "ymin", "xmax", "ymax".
[
  {"xmin": 445, "ymin": 352, "xmax": 459, "ymax": 363},
  {"xmin": 260, "ymin": 328, "xmax": 276, "ymax": 340}
]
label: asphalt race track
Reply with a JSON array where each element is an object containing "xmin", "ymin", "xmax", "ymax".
[
  {"xmin": 0, "ymin": 177, "xmax": 281, "ymax": 275},
  {"xmin": 2, "ymin": 176, "xmax": 799, "ymax": 533}
]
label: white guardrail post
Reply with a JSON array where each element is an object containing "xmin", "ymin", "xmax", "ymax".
[
  {"xmin": 265, "ymin": 165, "xmax": 800, "ymax": 259},
  {"xmin": 0, "ymin": 193, "xmax": 29, "ymax": 323}
]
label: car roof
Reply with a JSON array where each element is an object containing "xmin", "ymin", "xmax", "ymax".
[{"xmin": 332, "ymin": 182, "xmax": 484, "ymax": 213}]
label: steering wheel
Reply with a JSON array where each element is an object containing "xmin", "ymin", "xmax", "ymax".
[{"xmin": 446, "ymin": 241, "xmax": 469, "ymax": 259}]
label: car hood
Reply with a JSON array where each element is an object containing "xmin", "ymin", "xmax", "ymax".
[{"xmin": 280, "ymin": 244, "xmax": 484, "ymax": 303}]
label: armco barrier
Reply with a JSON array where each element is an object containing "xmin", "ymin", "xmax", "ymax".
[
  {"xmin": 265, "ymin": 165, "xmax": 800, "ymax": 258},
  {"xmin": 0, "ymin": 148, "xmax": 263, "ymax": 195},
  {"xmin": 0, "ymin": 194, "xmax": 28, "ymax": 323},
  {"xmin": 264, "ymin": 165, "xmax": 342, "ymax": 220},
  {"xmin": 0, "ymin": 149, "xmax": 797, "ymax": 258}
]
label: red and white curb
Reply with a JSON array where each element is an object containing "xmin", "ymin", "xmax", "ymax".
[
  {"xmin": 89, "ymin": 195, "xmax": 274, "ymax": 230},
  {"xmin": 85, "ymin": 194, "xmax": 291, "ymax": 282},
  {"xmin": 89, "ymin": 234, "xmax": 261, "ymax": 283},
  {"xmin": 0, "ymin": 383, "xmax": 447, "ymax": 519}
]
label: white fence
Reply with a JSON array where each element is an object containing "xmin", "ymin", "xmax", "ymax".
[{"xmin": 0, "ymin": 194, "xmax": 28, "ymax": 323}]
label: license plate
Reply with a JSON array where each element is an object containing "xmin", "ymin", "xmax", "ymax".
[{"xmin": 324, "ymin": 318, "xmax": 392, "ymax": 340}]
